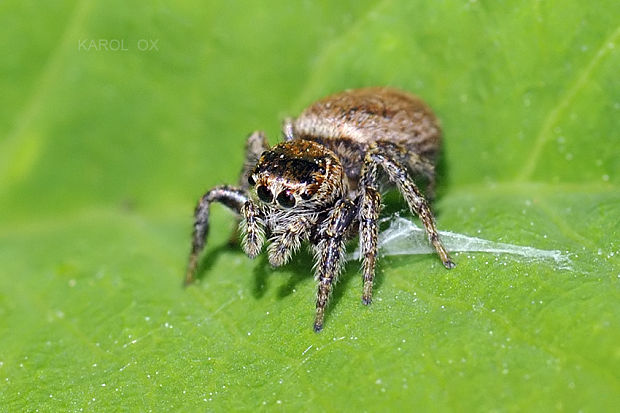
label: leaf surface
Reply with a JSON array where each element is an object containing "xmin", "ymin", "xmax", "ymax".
[{"xmin": 1, "ymin": 0, "xmax": 619, "ymax": 410}]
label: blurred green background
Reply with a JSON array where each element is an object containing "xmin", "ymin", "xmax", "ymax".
[{"xmin": 1, "ymin": 0, "xmax": 619, "ymax": 410}]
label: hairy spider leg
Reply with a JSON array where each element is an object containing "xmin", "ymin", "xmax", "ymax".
[
  {"xmin": 375, "ymin": 140, "xmax": 438, "ymax": 201},
  {"xmin": 239, "ymin": 131, "xmax": 270, "ymax": 190},
  {"xmin": 187, "ymin": 132, "xmax": 269, "ymax": 284},
  {"xmin": 368, "ymin": 146, "xmax": 455, "ymax": 269},
  {"xmin": 186, "ymin": 185, "xmax": 248, "ymax": 285},
  {"xmin": 282, "ymin": 118, "xmax": 295, "ymax": 141},
  {"xmin": 358, "ymin": 155, "xmax": 382, "ymax": 305},
  {"xmin": 405, "ymin": 151, "xmax": 437, "ymax": 202},
  {"xmin": 267, "ymin": 216, "xmax": 312, "ymax": 267},
  {"xmin": 313, "ymin": 199, "xmax": 357, "ymax": 332},
  {"xmin": 240, "ymin": 200, "xmax": 266, "ymax": 259},
  {"xmin": 226, "ymin": 131, "xmax": 270, "ymax": 245}
]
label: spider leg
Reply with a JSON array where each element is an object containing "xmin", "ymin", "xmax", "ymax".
[
  {"xmin": 282, "ymin": 118, "xmax": 295, "ymax": 141},
  {"xmin": 369, "ymin": 147, "xmax": 455, "ymax": 269},
  {"xmin": 375, "ymin": 140, "xmax": 437, "ymax": 200},
  {"xmin": 358, "ymin": 156, "xmax": 382, "ymax": 305},
  {"xmin": 313, "ymin": 200, "xmax": 357, "ymax": 332},
  {"xmin": 227, "ymin": 132, "xmax": 270, "ymax": 246},
  {"xmin": 267, "ymin": 216, "xmax": 311, "ymax": 267},
  {"xmin": 239, "ymin": 200, "xmax": 266, "ymax": 259},
  {"xmin": 186, "ymin": 185, "xmax": 248, "ymax": 285},
  {"xmin": 407, "ymin": 152, "xmax": 437, "ymax": 202},
  {"xmin": 239, "ymin": 131, "xmax": 270, "ymax": 190}
]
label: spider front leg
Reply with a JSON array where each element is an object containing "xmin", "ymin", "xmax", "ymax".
[
  {"xmin": 370, "ymin": 147, "xmax": 455, "ymax": 269},
  {"xmin": 267, "ymin": 216, "xmax": 311, "ymax": 267},
  {"xmin": 358, "ymin": 157, "xmax": 382, "ymax": 305},
  {"xmin": 313, "ymin": 200, "xmax": 357, "ymax": 332},
  {"xmin": 239, "ymin": 131, "xmax": 270, "ymax": 190},
  {"xmin": 227, "ymin": 131, "xmax": 270, "ymax": 245},
  {"xmin": 239, "ymin": 200, "xmax": 266, "ymax": 259},
  {"xmin": 186, "ymin": 185, "xmax": 248, "ymax": 285}
]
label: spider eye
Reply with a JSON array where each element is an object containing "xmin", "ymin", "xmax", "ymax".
[
  {"xmin": 301, "ymin": 192, "xmax": 312, "ymax": 201},
  {"xmin": 256, "ymin": 185, "xmax": 273, "ymax": 203},
  {"xmin": 247, "ymin": 175, "xmax": 256, "ymax": 186},
  {"xmin": 276, "ymin": 190, "xmax": 296, "ymax": 208}
]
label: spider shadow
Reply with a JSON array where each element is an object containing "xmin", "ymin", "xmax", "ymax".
[
  {"xmin": 251, "ymin": 242, "xmax": 384, "ymax": 326},
  {"xmin": 251, "ymin": 249, "xmax": 316, "ymax": 300},
  {"xmin": 189, "ymin": 240, "xmax": 390, "ymax": 330},
  {"xmin": 187, "ymin": 243, "xmax": 239, "ymax": 285}
]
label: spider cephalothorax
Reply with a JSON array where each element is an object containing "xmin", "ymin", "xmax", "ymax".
[
  {"xmin": 249, "ymin": 140, "xmax": 347, "ymax": 211},
  {"xmin": 186, "ymin": 87, "xmax": 455, "ymax": 332}
]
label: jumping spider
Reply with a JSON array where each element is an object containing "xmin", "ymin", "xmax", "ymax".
[{"xmin": 186, "ymin": 87, "xmax": 455, "ymax": 332}]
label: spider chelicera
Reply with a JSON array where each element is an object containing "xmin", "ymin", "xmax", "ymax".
[{"xmin": 185, "ymin": 87, "xmax": 455, "ymax": 332}]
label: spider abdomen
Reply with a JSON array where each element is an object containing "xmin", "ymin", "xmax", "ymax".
[{"xmin": 291, "ymin": 87, "xmax": 441, "ymax": 164}]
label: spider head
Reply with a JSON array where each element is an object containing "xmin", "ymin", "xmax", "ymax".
[{"xmin": 248, "ymin": 140, "xmax": 345, "ymax": 210}]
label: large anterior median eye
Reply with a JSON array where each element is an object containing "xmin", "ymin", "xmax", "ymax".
[
  {"xmin": 256, "ymin": 185, "xmax": 273, "ymax": 203},
  {"xmin": 277, "ymin": 190, "xmax": 296, "ymax": 208}
]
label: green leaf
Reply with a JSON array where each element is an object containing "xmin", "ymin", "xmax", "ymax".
[{"xmin": 1, "ymin": 0, "xmax": 618, "ymax": 410}]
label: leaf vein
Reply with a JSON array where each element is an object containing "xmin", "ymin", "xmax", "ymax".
[
  {"xmin": 0, "ymin": 0, "xmax": 92, "ymax": 191},
  {"xmin": 517, "ymin": 25, "xmax": 620, "ymax": 180}
]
